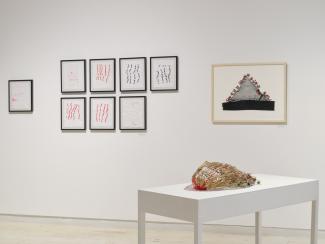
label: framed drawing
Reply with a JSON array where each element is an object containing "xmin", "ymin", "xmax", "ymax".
[
  {"xmin": 90, "ymin": 97, "xmax": 115, "ymax": 130},
  {"xmin": 119, "ymin": 96, "xmax": 146, "ymax": 130},
  {"xmin": 90, "ymin": 58, "xmax": 116, "ymax": 92},
  {"xmin": 8, "ymin": 80, "xmax": 33, "ymax": 112},
  {"xmin": 61, "ymin": 59, "xmax": 86, "ymax": 93},
  {"xmin": 119, "ymin": 57, "xmax": 146, "ymax": 92},
  {"xmin": 61, "ymin": 97, "xmax": 86, "ymax": 130},
  {"xmin": 150, "ymin": 56, "xmax": 178, "ymax": 91},
  {"xmin": 212, "ymin": 63, "xmax": 287, "ymax": 124}
]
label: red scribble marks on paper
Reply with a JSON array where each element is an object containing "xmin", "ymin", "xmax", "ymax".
[
  {"xmin": 66, "ymin": 103, "xmax": 80, "ymax": 120},
  {"xmin": 96, "ymin": 64, "xmax": 111, "ymax": 83},
  {"xmin": 12, "ymin": 97, "xmax": 17, "ymax": 102},
  {"xmin": 96, "ymin": 103, "xmax": 109, "ymax": 123}
]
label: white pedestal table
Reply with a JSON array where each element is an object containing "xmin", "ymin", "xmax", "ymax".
[{"xmin": 138, "ymin": 174, "xmax": 319, "ymax": 244}]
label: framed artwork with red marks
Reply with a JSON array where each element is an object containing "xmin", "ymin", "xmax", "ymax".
[
  {"xmin": 90, "ymin": 59, "xmax": 116, "ymax": 92},
  {"xmin": 8, "ymin": 80, "xmax": 33, "ymax": 112},
  {"xmin": 90, "ymin": 97, "xmax": 115, "ymax": 130},
  {"xmin": 61, "ymin": 59, "xmax": 86, "ymax": 93},
  {"xmin": 61, "ymin": 97, "xmax": 86, "ymax": 130}
]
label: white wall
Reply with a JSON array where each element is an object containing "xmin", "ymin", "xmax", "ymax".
[{"xmin": 0, "ymin": 0, "xmax": 324, "ymax": 230}]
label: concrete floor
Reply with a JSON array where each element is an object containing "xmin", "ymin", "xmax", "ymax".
[{"xmin": 0, "ymin": 215, "xmax": 324, "ymax": 244}]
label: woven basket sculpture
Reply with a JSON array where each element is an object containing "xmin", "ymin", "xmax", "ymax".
[{"xmin": 192, "ymin": 161, "xmax": 257, "ymax": 190}]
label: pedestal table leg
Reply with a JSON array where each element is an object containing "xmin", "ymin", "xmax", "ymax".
[
  {"xmin": 138, "ymin": 210, "xmax": 145, "ymax": 244},
  {"xmin": 255, "ymin": 211, "xmax": 262, "ymax": 244},
  {"xmin": 311, "ymin": 200, "xmax": 318, "ymax": 244},
  {"xmin": 194, "ymin": 218, "xmax": 202, "ymax": 244}
]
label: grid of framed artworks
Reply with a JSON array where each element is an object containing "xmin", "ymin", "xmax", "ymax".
[{"xmin": 60, "ymin": 56, "xmax": 177, "ymax": 131}]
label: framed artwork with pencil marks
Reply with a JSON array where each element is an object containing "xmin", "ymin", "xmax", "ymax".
[
  {"xmin": 150, "ymin": 56, "xmax": 178, "ymax": 91},
  {"xmin": 119, "ymin": 57, "xmax": 147, "ymax": 92},
  {"xmin": 119, "ymin": 96, "xmax": 146, "ymax": 130},
  {"xmin": 212, "ymin": 63, "xmax": 287, "ymax": 124}
]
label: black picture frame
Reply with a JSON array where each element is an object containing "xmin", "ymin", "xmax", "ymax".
[
  {"xmin": 89, "ymin": 96, "xmax": 116, "ymax": 130},
  {"xmin": 150, "ymin": 56, "xmax": 178, "ymax": 91},
  {"xmin": 60, "ymin": 97, "xmax": 86, "ymax": 130},
  {"xmin": 119, "ymin": 96, "xmax": 147, "ymax": 130},
  {"xmin": 8, "ymin": 79, "xmax": 33, "ymax": 112},
  {"xmin": 89, "ymin": 58, "xmax": 116, "ymax": 93},
  {"xmin": 61, "ymin": 59, "xmax": 86, "ymax": 93},
  {"xmin": 119, "ymin": 57, "xmax": 147, "ymax": 92}
]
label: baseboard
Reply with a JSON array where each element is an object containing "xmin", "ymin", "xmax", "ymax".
[{"xmin": 0, "ymin": 212, "xmax": 323, "ymax": 233}]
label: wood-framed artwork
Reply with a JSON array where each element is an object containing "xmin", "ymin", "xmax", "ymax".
[
  {"xmin": 212, "ymin": 63, "xmax": 287, "ymax": 124},
  {"xmin": 90, "ymin": 97, "xmax": 116, "ymax": 130},
  {"xmin": 61, "ymin": 97, "xmax": 86, "ymax": 130},
  {"xmin": 119, "ymin": 96, "xmax": 147, "ymax": 130},
  {"xmin": 61, "ymin": 59, "xmax": 86, "ymax": 93},
  {"xmin": 119, "ymin": 57, "xmax": 147, "ymax": 92},
  {"xmin": 90, "ymin": 58, "xmax": 116, "ymax": 92},
  {"xmin": 8, "ymin": 79, "xmax": 33, "ymax": 112},
  {"xmin": 150, "ymin": 56, "xmax": 178, "ymax": 91}
]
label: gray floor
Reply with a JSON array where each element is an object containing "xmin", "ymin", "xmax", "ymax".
[{"xmin": 0, "ymin": 215, "xmax": 324, "ymax": 244}]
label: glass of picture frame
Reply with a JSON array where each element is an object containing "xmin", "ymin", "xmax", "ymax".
[
  {"xmin": 150, "ymin": 56, "xmax": 178, "ymax": 91},
  {"xmin": 61, "ymin": 59, "xmax": 86, "ymax": 93},
  {"xmin": 8, "ymin": 80, "xmax": 33, "ymax": 112},
  {"xmin": 89, "ymin": 59, "xmax": 116, "ymax": 92},
  {"xmin": 119, "ymin": 96, "xmax": 147, "ymax": 130},
  {"xmin": 61, "ymin": 97, "xmax": 86, "ymax": 130},
  {"xmin": 119, "ymin": 57, "xmax": 147, "ymax": 92},
  {"xmin": 89, "ymin": 97, "xmax": 116, "ymax": 130}
]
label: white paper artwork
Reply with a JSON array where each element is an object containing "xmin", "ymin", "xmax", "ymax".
[
  {"xmin": 61, "ymin": 97, "xmax": 86, "ymax": 130},
  {"xmin": 120, "ymin": 96, "xmax": 146, "ymax": 130},
  {"xmin": 150, "ymin": 56, "xmax": 178, "ymax": 91},
  {"xmin": 90, "ymin": 59, "xmax": 115, "ymax": 92},
  {"xmin": 61, "ymin": 60, "xmax": 86, "ymax": 92},
  {"xmin": 9, "ymin": 80, "xmax": 33, "ymax": 112},
  {"xmin": 120, "ymin": 58, "xmax": 146, "ymax": 91},
  {"xmin": 90, "ymin": 97, "xmax": 115, "ymax": 130}
]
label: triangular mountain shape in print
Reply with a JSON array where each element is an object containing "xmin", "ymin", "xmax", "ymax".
[{"xmin": 222, "ymin": 74, "xmax": 275, "ymax": 111}]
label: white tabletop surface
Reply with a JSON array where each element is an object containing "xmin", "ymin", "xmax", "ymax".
[{"xmin": 140, "ymin": 174, "xmax": 317, "ymax": 200}]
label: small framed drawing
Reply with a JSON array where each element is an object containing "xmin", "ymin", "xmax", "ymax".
[
  {"xmin": 119, "ymin": 96, "xmax": 146, "ymax": 130},
  {"xmin": 8, "ymin": 80, "xmax": 33, "ymax": 112},
  {"xmin": 119, "ymin": 57, "xmax": 146, "ymax": 92},
  {"xmin": 212, "ymin": 63, "xmax": 287, "ymax": 124},
  {"xmin": 61, "ymin": 97, "xmax": 86, "ymax": 130},
  {"xmin": 90, "ymin": 97, "xmax": 116, "ymax": 130},
  {"xmin": 150, "ymin": 56, "xmax": 178, "ymax": 91},
  {"xmin": 61, "ymin": 59, "xmax": 86, "ymax": 93},
  {"xmin": 90, "ymin": 59, "xmax": 116, "ymax": 92}
]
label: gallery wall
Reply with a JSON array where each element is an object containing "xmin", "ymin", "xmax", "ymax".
[{"xmin": 0, "ymin": 0, "xmax": 324, "ymax": 229}]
